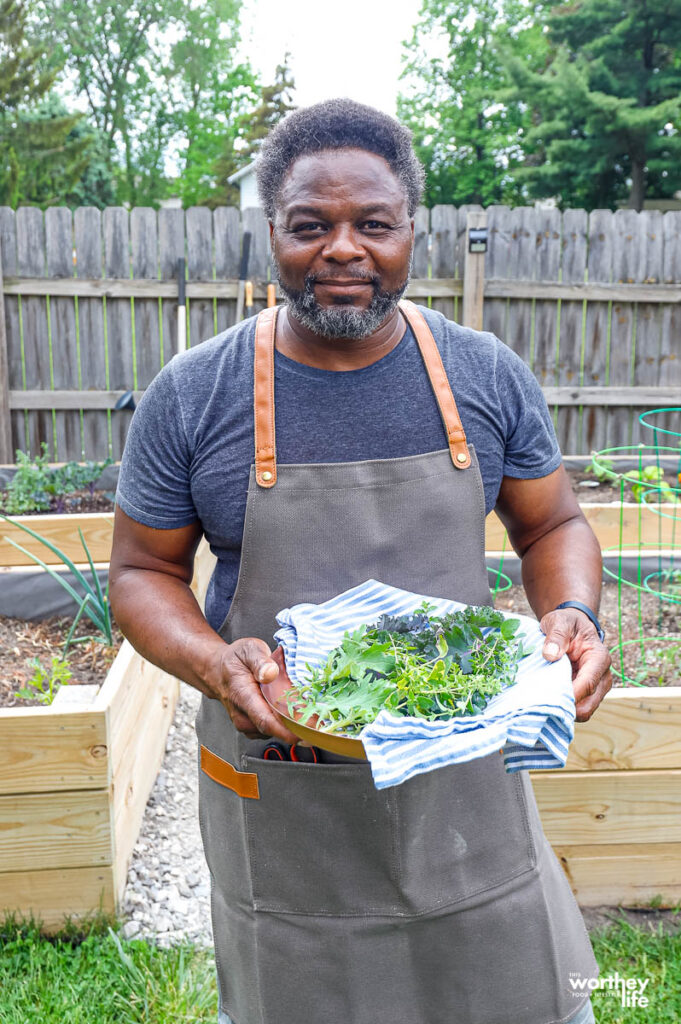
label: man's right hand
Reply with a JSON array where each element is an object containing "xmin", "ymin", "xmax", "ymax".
[{"xmin": 207, "ymin": 637, "xmax": 299, "ymax": 743}]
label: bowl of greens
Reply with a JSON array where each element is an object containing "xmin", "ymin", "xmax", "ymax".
[{"xmin": 261, "ymin": 601, "xmax": 533, "ymax": 759}]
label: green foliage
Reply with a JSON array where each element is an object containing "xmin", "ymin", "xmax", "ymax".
[
  {"xmin": 0, "ymin": 513, "xmax": 113, "ymax": 649},
  {"xmin": 1, "ymin": 444, "xmax": 112, "ymax": 514},
  {"xmin": 398, "ymin": 0, "xmax": 548, "ymax": 207},
  {"xmin": 0, "ymin": 916, "xmax": 218, "ymax": 1023},
  {"xmin": 503, "ymin": 0, "xmax": 681, "ymax": 210},
  {"xmin": 585, "ymin": 454, "xmax": 615, "ymax": 482},
  {"xmin": 288, "ymin": 602, "xmax": 531, "ymax": 736},
  {"xmin": 15, "ymin": 655, "xmax": 72, "ymax": 704}
]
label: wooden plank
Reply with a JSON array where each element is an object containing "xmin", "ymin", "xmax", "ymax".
[
  {"xmin": 242, "ymin": 207, "xmax": 270, "ymax": 317},
  {"xmin": 214, "ymin": 206, "xmax": 240, "ymax": 334},
  {"xmin": 658, "ymin": 211, "xmax": 681, "ymax": 440},
  {"xmin": 411, "ymin": 205, "xmax": 429, "ymax": 290},
  {"xmin": 531, "ymin": 768, "xmax": 681, "ymax": 845},
  {"xmin": 0, "ymin": 511, "xmax": 113, "ymax": 566},
  {"xmin": 158, "ymin": 208, "xmax": 185, "ymax": 365},
  {"xmin": 566, "ymin": 687, "xmax": 681, "ymax": 771},
  {"xmin": 75, "ymin": 208, "xmax": 108, "ymax": 459},
  {"xmin": 0, "ymin": 865, "xmax": 115, "ymax": 929},
  {"xmin": 528, "ymin": 208, "xmax": 561, "ymax": 398},
  {"xmin": 430, "ymin": 205, "xmax": 458, "ymax": 323},
  {"xmin": 484, "ymin": 205, "xmax": 512, "ymax": 343},
  {"xmin": 583, "ymin": 209, "xmax": 614, "ymax": 452},
  {"xmin": 0, "ymin": 707, "xmax": 108, "ymax": 794},
  {"xmin": 557, "ymin": 209, "xmax": 588, "ymax": 453},
  {"xmin": 104, "ymin": 208, "xmax": 134, "ymax": 460},
  {"xmin": 45, "ymin": 208, "xmax": 80, "ymax": 460},
  {"xmin": 131, "ymin": 208, "xmax": 161, "ymax": 390},
  {"xmin": 608, "ymin": 209, "xmax": 642, "ymax": 448},
  {"xmin": 0, "ymin": 208, "xmax": 24, "ymax": 455},
  {"xmin": 541, "ymin": 386, "xmax": 681, "ymax": 406},
  {"xmin": 0, "ymin": 787, "xmax": 113, "ymax": 871},
  {"xmin": 16, "ymin": 207, "xmax": 51, "ymax": 457},
  {"xmin": 504, "ymin": 207, "xmax": 537, "ymax": 366},
  {"xmin": 485, "ymin": 502, "xmax": 681, "ymax": 550},
  {"xmin": 552, "ymin": 843, "xmax": 681, "ymax": 906},
  {"xmin": 630, "ymin": 211, "xmax": 664, "ymax": 447},
  {"xmin": 186, "ymin": 207, "xmax": 215, "ymax": 347},
  {"xmin": 462, "ymin": 209, "xmax": 487, "ymax": 331},
  {"xmin": 0, "ymin": 228, "xmax": 11, "ymax": 462},
  {"xmin": 110, "ymin": 656, "xmax": 178, "ymax": 898}
]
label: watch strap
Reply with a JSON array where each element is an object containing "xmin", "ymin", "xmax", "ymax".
[{"xmin": 554, "ymin": 601, "xmax": 605, "ymax": 642}]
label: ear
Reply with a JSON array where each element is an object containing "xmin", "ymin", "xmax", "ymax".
[{"xmin": 268, "ymin": 220, "xmax": 275, "ymax": 244}]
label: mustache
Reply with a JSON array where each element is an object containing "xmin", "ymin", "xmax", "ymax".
[{"xmin": 305, "ymin": 271, "xmax": 379, "ymax": 286}]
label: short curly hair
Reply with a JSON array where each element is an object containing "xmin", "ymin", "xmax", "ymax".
[{"xmin": 256, "ymin": 98, "xmax": 425, "ymax": 220}]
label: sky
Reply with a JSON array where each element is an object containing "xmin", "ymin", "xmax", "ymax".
[{"xmin": 239, "ymin": 0, "xmax": 426, "ymax": 115}]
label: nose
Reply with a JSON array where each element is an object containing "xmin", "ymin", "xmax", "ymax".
[{"xmin": 320, "ymin": 225, "xmax": 366, "ymax": 263}]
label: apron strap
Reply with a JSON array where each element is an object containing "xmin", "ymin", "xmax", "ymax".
[
  {"xmin": 398, "ymin": 300, "xmax": 471, "ymax": 470},
  {"xmin": 253, "ymin": 301, "xmax": 471, "ymax": 487},
  {"xmin": 254, "ymin": 305, "xmax": 279, "ymax": 488}
]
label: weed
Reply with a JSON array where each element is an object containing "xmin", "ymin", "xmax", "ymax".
[{"xmin": 15, "ymin": 656, "xmax": 72, "ymax": 704}]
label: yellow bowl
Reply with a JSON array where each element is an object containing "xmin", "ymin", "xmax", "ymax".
[{"xmin": 261, "ymin": 646, "xmax": 367, "ymax": 759}]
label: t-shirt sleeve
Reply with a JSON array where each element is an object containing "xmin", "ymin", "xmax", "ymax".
[
  {"xmin": 494, "ymin": 340, "xmax": 563, "ymax": 478},
  {"xmin": 115, "ymin": 362, "xmax": 199, "ymax": 528}
]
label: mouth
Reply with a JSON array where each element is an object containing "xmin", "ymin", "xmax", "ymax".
[{"xmin": 314, "ymin": 279, "xmax": 374, "ymax": 290}]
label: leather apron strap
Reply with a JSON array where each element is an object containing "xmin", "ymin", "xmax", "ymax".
[{"xmin": 253, "ymin": 301, "xmax": 471, "ymax": 488}]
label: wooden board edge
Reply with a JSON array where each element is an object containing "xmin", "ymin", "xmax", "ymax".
[{"xmin": 0, "ymin": 864, "xmax": 116, "ymax": 931}]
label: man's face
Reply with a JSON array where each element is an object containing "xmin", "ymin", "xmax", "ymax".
[{"xmin": 270, "ymin": 148, "xmax": 414, "ymax": 339}]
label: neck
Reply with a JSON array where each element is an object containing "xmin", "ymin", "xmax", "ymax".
[{"xmin": 276, "ymin": 306, "xmax": 406, "ymax": 371}]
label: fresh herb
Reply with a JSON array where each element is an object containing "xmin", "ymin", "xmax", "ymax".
[
  {"xmin": 286, "ymin": 601, "xmax": 532, "ymax": 736},
  {"xmin": 15, "ymin": 655, "xmax": 72, "ymax": 704}
]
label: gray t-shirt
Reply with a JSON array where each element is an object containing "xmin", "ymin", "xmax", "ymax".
[{"xmin": 116, "ymin": 305, "xmax": 561, "ymax": 631}]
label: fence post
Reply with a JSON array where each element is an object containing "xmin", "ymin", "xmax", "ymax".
[
  {"xmin": 462, "ymin": 209, "xmax": 487, "ymax": 331},
  {"xmin": 0, "ymin": 245, "xmax": 12, "ymax": 463}
]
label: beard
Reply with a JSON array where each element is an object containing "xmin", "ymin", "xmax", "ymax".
[{"xmin": 272, "ymin": 254, "xmax": 412, "ymax": 340}]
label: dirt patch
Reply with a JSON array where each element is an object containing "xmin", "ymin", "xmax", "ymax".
[
  {"xmin": 494, "ymin": 581, "xmax": 681, "ymax": 687},
  {"xmin": 0, "ymin": 615, "xmax": 123, "ymax": 707},
  {"xmin": 0, "ymin": 489, "xmax": 115, "ymax": 516}
]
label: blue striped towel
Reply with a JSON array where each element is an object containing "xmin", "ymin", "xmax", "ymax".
[{"xmin": 273, "ymin": 579, "xmax": 576, "ymax": 789}]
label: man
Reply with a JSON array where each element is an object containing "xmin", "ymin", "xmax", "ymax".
[{"xmin": 110, "ymin": 99, "xmax": 611, "ymax": 1024}]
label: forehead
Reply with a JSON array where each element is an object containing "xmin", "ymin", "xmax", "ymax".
[{"xmin": 276, "ymin": 148, "xmax": 408, "ymax": 217}]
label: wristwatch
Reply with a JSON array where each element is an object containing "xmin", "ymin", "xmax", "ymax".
[{"xmin": 554, "ymin": 601, "xmax": 605, "ymax": 643}]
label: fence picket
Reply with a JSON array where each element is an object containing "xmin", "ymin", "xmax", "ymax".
[
  {"xmin": 45, "ymin": 208, "xmax": 80, "ymax": 459},
  {"xmin": 214, "ymin": 206, "xmax": 240, "ymax": 334},
  {"xmin": 242, "ymin": 207, "xmax": 270, "ymax": 318},
  {"xmin": 659, "ymin": 212, "xmax": 681, "ymax": 439},
  {"xmin": 104, "ymin": 209, "xmax": 134, "ymax": 459},
  {"xmin": 131, "ymin": 208, "xmax": 161, "ymax": 390},
  {"xmin": 558, "ymin": 209, "xmax": 588, "ymax": 454},
  {"xmin": 0, "ymin": 207, "xmax": 24, "ymax": 456},
  {"xmin": 584, "ymin": 210, "xmax": 614, "ymax": 452},
  {"xmin": 186, "ymin": 207, "xmax": 214, "ymax": 346},
  {"xmin": 631, "ymin": 212, "xmax": 664, "ymax": 446},
  {"xmin": 16, "ymin": 208, "xmax": 50, "ymax": 457},
  {"xmin": 430, "ymin": 205, "xmax": 458, "ymax": 325},
  {"xmin": 75, "ymin": 208, "xmax": 107, "ymax": 459},
  {"xmin": 484, "ymin": 205, "xmax": 512, "ymax": 342},
  {"xmin": 609, "ymin": 210, "xmax": 644, "ymax": 448},
  {"xmin": 158, "ymin": 209, "xmax": 185, "ymax": 366}
]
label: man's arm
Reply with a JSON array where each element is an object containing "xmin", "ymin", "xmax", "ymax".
[
  {"xmin": 108, "ymin": 506, "xmax": 297, "ymax": 743},
  {"xmin": 495, "ymin": 465, "xmax": 611, "ymax": 721}
]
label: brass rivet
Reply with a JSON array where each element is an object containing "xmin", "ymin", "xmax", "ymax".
[
  {"xmin": 262, "ymin": 470, "xmax": 273, "ymax": 481},
  {"xmin": 456, "ymin": 453, "xmax": 467, "ymax": 464}
]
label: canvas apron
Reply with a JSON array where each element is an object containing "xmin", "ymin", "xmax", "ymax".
[{"xmin": 195, "ymin": 300, "xmax": 597, "ymax": 1024}]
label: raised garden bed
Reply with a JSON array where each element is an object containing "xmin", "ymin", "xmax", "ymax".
[{"xmin": 0, "ymin": 540, "xmax": 214, "ymax": 931}]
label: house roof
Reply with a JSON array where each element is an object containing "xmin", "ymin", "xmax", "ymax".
[{"xmin": 227, "ymin": 161, "xmax": 258, "ymax": 184}]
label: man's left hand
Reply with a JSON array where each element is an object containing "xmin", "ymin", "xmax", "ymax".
[{"xmin": 539, "ymin": 608, "xmax": 612, "ymax": 722}]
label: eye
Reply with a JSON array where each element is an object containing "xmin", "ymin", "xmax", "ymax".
[
  {"xmin": 362, "ymin": 220, "xmax": 392, "ymax": 231},
  {"xmin": 292, "ymin": 222, "xmax": 325, "ymax": 233}
]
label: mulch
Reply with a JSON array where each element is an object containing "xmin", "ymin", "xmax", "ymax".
[{"xmin": 0, "ymin": 615, "xmax": 123, "ymax": 707}]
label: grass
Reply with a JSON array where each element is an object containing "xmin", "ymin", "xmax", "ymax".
[
  {"xmin": 0, "ymin": 915, "xmax": 218, "ymax": 1023},
  {"xmin": 587, "ymin": 912, "xmax": 681, "ymax": 1022},
  {"xmin": 0, "ymin": 911, "xmax": 679, "ymax": 1022}
]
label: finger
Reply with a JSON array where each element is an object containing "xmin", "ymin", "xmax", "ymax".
[
  {"xmin": 233, "ymin": 637, "xmax": 279, "ymax": 683},
  {"xmin": 572, "ymin": 645, "xmax": 611, "ymax": 707},
  {"xmin": 575, "ymin": 669, "xmax": 613, "ymax": 722},
  {"xmin": 541, "ymin": 626, "xmax": 572, "ymax": 662},
  {"xmin": 225, "ymin": 663, "xmax": 298, "ymax": 744}
]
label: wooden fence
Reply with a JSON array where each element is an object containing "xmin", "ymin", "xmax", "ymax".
[{"xmin": 0, "ymin": 203, "xmax": 680, "ymax": 463}]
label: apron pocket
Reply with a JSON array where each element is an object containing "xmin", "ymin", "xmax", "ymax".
[
  {"xmin": 242, "ymin": 755, "xmax": 404, "ymax": 916},
  {"xmin": 392, "ymin": 752, "xmax": 537, "ymax": 914}
]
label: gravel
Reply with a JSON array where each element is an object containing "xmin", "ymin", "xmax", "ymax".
[{"xmin": 121, "ymin": 684, "xmax": 213, "ymax": 948}]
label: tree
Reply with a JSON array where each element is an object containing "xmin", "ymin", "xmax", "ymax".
[
  {"xmin": 397, "ymin": 0, "xmax": 549, "ymax": 207},
  {"xmin": 0, "ymin": 0, "xmax": 89, "ymax": 206},
  {"xmin": 165, "ymin": 0, "xmax": 258, "ymax": 208},
  {"xmin": 504, "ymin": 0, "xmax": 681, "ymax": 210},
  {"xmin": 209, "ymin": 56, "xmax": 296, "ymax": 208}
]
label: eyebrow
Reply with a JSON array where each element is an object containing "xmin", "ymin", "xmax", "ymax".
[{"xmin": 286, "ymin": 202, "xmax": 398, "ymax": 218}]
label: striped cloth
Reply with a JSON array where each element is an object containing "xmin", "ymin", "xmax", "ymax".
[{"xmin": 273, "ymin": 579, "xmax": 575, "ymax": 789}]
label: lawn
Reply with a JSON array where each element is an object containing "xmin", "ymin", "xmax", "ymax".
[{"xmin": 0, "ymin": 912, "xmax": 679, "ymax": 1022}]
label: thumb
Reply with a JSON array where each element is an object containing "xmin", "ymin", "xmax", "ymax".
[{"xmin": 541, "ymin": 625, "xmax": 570, "ymax": 662}]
